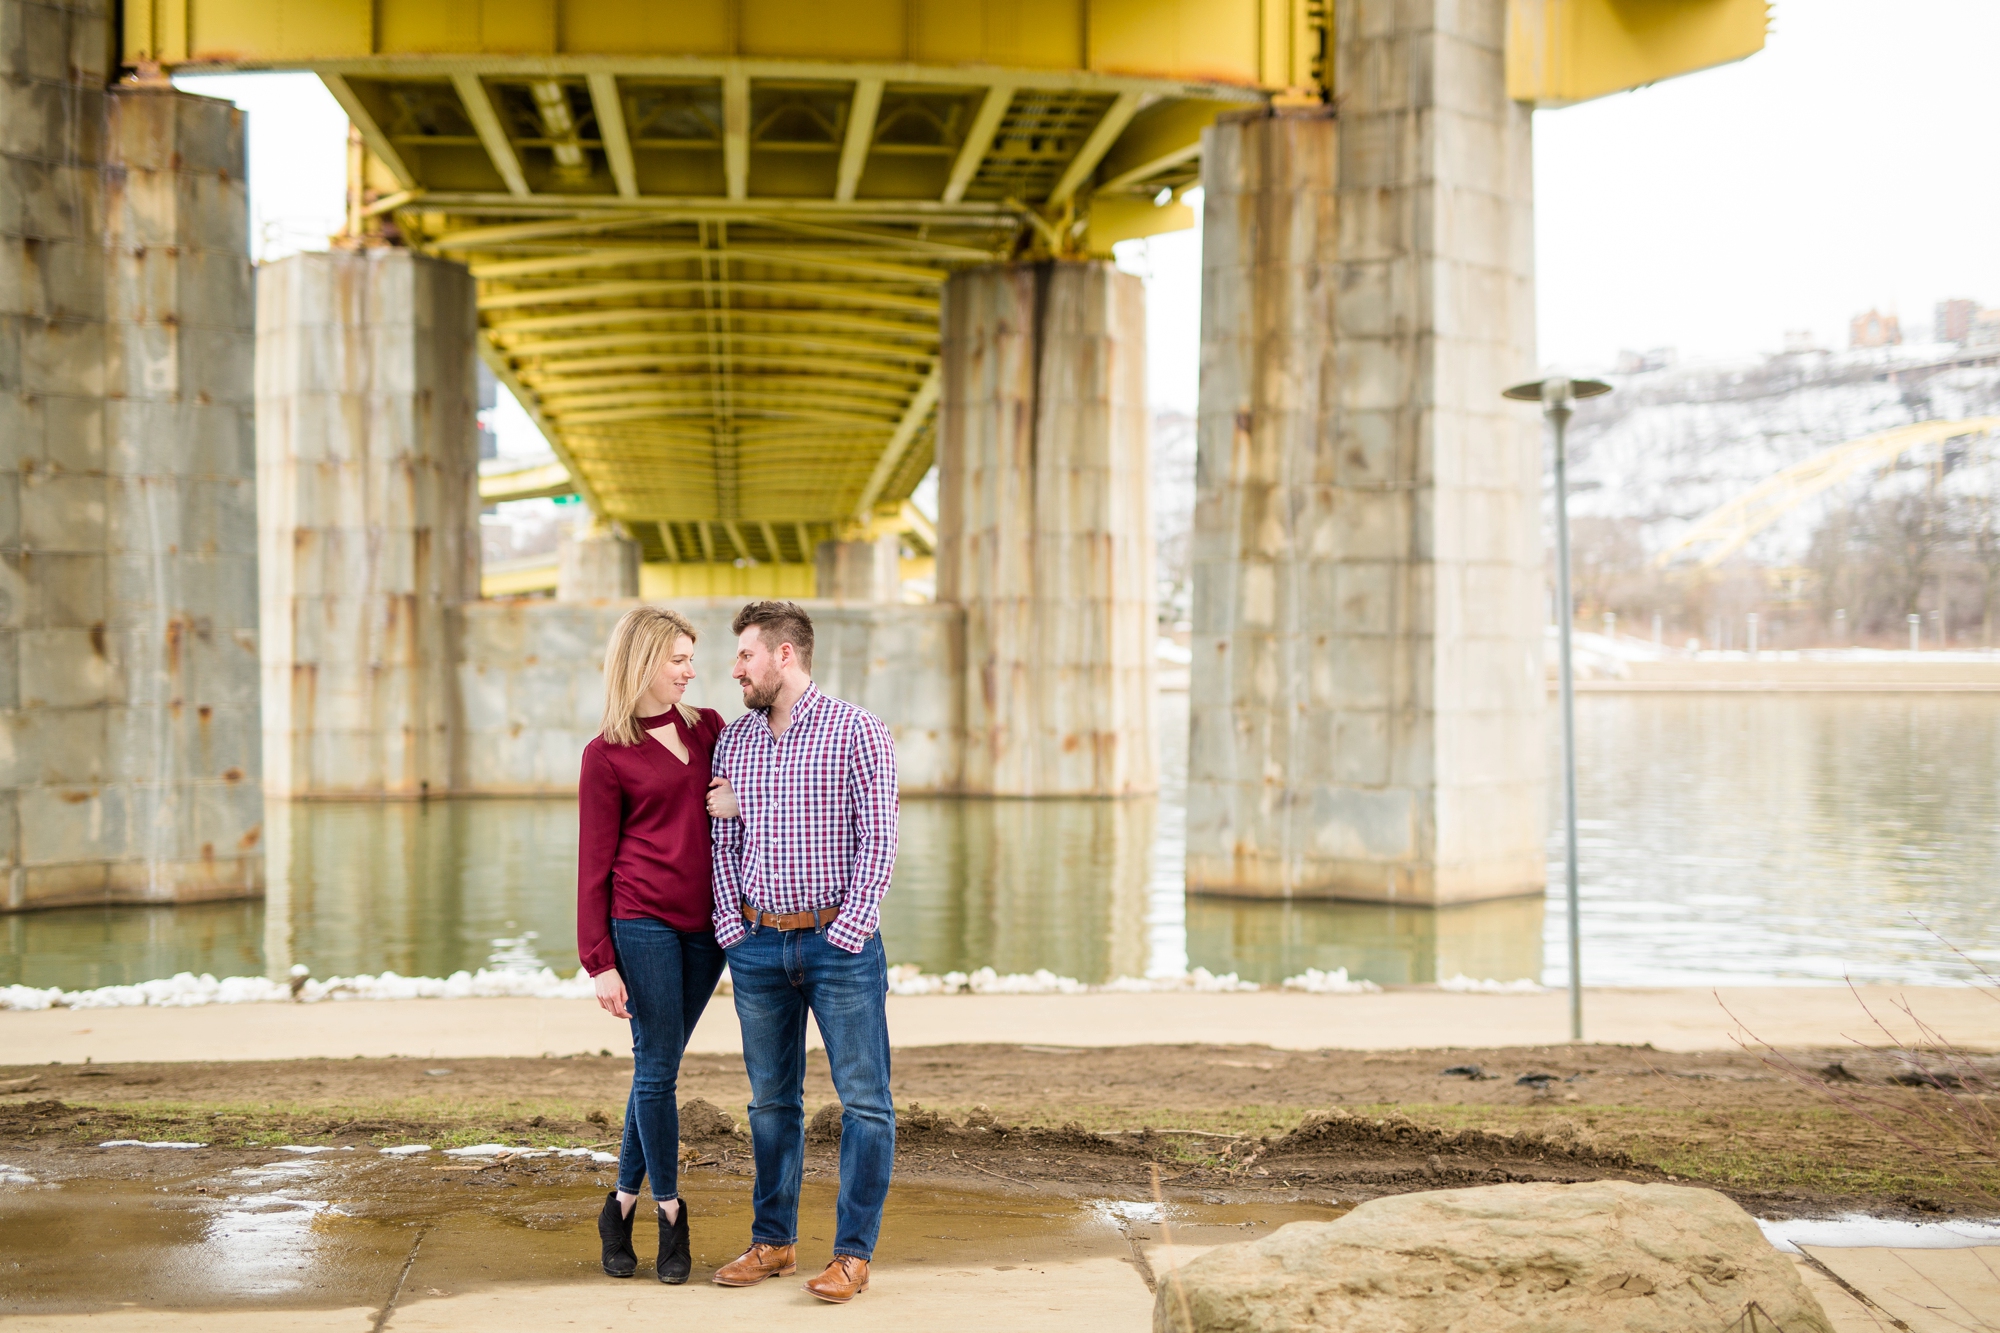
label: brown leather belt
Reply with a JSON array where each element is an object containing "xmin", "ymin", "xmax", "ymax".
[{"xmin": 741, "ymin": 903, "xmax": 841, "ymax": 932}]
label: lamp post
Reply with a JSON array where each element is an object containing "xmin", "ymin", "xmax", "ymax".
[{"xmin": 1505, "ymin": 374, "xmax": 1612, "ymax": 1042}]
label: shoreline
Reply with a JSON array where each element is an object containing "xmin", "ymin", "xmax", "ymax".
[{"xmin": 2, "ymin": 985, "xmax": 1993, "ymax": 1065}]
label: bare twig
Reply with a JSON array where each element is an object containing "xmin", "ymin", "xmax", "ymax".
[{"xmin": 1720, "ymin": 964, "xmax": 1998, "ymax": 1206}]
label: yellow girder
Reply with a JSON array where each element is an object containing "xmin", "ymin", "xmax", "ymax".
[{"xmin": 130, "ymin": 0, "xmax": 1765, "ymax": 548}]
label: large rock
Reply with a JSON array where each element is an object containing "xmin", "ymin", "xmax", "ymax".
[{"xmin": 1156, "ymin": 1181, "xmax": 1832, "ymax": 1332}]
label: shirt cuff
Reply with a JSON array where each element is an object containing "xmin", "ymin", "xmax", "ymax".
[
  {"xmin": 826, "ymin": 916, "xmax": 871, "ymax": 954},
  {"xmin": 714, "ymin": 915, "xmax": 747, "ymax": 949}
]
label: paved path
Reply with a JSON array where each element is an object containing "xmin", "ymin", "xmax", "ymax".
[{"xmin": 4, "ymin": 986, "xmax": 1994, "ymax": 1065}]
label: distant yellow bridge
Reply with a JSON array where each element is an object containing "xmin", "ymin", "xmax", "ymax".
[{"xmin": 1656, "ymin": 417, "xmax": 2000, "ymax": 569}]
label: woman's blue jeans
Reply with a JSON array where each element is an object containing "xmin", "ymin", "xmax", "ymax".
[
  {"xmin": 610, "ymin": 916, "xmax": 727, "ymax": 1200},
  {"xmin": 727, "ymin": 926, "xmax": 894, "ymax": 1260}
]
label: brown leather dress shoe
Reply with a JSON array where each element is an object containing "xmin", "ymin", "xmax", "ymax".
[
  {"xmin": 711, "ymin": 1242, "xmax": 797, "ymax": 1287},
  {"xmin": 803, "ymin": 1255, "xmax": 870, "ymax": 1303}
]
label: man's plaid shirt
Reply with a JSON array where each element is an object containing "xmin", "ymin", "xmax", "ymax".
[{"xmin": 709, "ymin": 682, "xmax": 899, "ymax": 953}]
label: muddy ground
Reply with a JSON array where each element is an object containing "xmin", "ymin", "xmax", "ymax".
[{"xmin": 3, "ymin": 1042, "xmax": 1994, "ymax": 1219}]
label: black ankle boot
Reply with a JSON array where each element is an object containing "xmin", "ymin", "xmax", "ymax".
[
  {"xmin": 598, "ymin": 1192, "xmax": 637, "ymax": 1277},
  {"xmin": 656, "ymin": 1199, "xmax": 691, "ymax": 1284}
]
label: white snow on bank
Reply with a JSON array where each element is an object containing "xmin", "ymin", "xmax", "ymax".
[
  {"xmin": 0, "ymin": 967, "xmax": 597, "ymax": 1011},
  {"xmin": 378, "ymin": 1145, "xmax": 433, "ymax": 1156},
  {"xmin": 1281, "ymin": 968, "xmax": 1384, "ymax": 994},
  {"xmin": 99, "ymin": 1140, "xmax": 207, "ymax": 1149},
  {"xmin": 0, "ymin": 1163, "xmax": 36, "ymax": 1186},
  {"xmin": 886, "ymin": 965, "xmax": 1264, "ymax": 995},
  {"xmin": 3, "ymin": 964, "xmax": 1553, "ymax": 1009},
  {"xmin": 1438, "ymin": 975, "xmax": 1546, "ymax": 994}
]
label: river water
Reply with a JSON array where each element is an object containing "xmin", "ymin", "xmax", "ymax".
[{"xmin": 6, "ymin": 694, "xmax": 1998, "ymax": 992}]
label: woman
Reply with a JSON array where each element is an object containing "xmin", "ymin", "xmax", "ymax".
[{"xmin": 577, "ymin": 605, "xmax": 734, "ymax": 1284}]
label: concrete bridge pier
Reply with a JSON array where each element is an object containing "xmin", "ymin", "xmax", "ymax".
[
  {"xmin": 2, "ymin": 0, "xmax": 261, "ymax": 908},
  {"xmin": 255, "ymin": 249, "xmax": 480, "ymax": 798},
  {"xmin": 936, "ymin": 260, "xmax": 1156, "ymax": 797},
  {"xmin": 1186, "ymin": 7, "xmax": 1544, "ymax": 909},
  {"xmin": 556, "ymin": 522, "xmax": 640, "ymax": 601},
  {"xmin": 815, "ymin": 536, "xmax": 901, "ymax": 602}
]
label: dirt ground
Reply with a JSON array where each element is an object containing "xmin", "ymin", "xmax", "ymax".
[{"xmin": 4, "ymin": 1041, "xmax": 1995, "ymax": 1219}]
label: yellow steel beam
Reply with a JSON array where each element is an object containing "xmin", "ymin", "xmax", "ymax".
[
  {"xmin": 1047, "ymin": 89, "xmax": 1145, "ymax": 207},
  {"xmin": 505, "ymin": 331, "xmax": 935, "ymax": 361},
  {"xmin": 835, "ymin": 78, "xmax": 884, "ymax": 203},
  {"xmin": 319, "ymin": 74, "xmax": 414, "ymax": 188},
  {"xmin": 536, "ymin": 374, "xmax": 910, "ymax": 404},
  {"xmin": 723, "ymin": 69, "xmax": 750, "ymax": 202},
  {"xmin": 851, "ymin": 365, "xmax": 940, "ymax": 521},
  {"xmin": 1508, "ymin": 0, "xmax": 1770, "ymax": 108},
  {"xmin": 1095, "ymin": 96, "xmax": 1237, "ymax": 193},
  {"xmin": 451, "ymin": 73, "xmax": 530, "ymax": 197},
  {"xmin": 944, "ymin": 84, "xmax": 1015, "ymax": 204},
  {"xmin": 587, "ymin": 72, "xmax": 640, "ymax": 199},
  {"xmin": 487, "ymin": 305, "xmax": 938, "ymax": 339},
  {"xmin": 468, "ymin": 247, "xmax": 946, "ymax": 284},
  {"xmin": 520, "ymin": 352, "xmax": 926, "ymax": 381},
  {"xmin": 480, "ymin": 460, "xmax": 577, "ymax": 503},
  {"xmin": 476, "ymin": 279, "xmax": 941, "ymax": 314}
]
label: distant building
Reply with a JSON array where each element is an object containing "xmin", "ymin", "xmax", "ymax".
[
  {"xmin": 1782, "ymin": 329, "xmax": 1822, "ymax": 354},
  {"xmin": 1615, "ymin": 347, "xmax": 1676, "ymax": 374},
  {"xmin": 1936, "ymin": 298, "xmax": 1978, "ymax": 345},
  {"xmin": 1849, "ymin": 309, "xmax": 1902, "ymax": 348},
  {"xmin": 1971, "ymin": 309, "xmax": 2000, "ymax": 349}
]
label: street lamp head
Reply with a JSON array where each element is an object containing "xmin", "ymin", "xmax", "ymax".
[{"xmin": 1503, "ymin": 376, "xmax": 1613, "ymax": 406}]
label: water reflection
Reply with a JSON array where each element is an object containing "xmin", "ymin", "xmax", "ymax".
[
  {"xmin": 1553, "ymin": 694, "xmax": 2000, "ymax": 986},
  {"xmin": 1185, "ymin": 895, "xmax": 1545, "ymax": 987},
  {"xmin": 261, "ymin": 799, "xmax": 580, "ymax": 982},
  {"xmin": 882, "ymin": 798, "xmax": 1154, "ymax": 982},
  {"xmin": 7, "ymin": 694, "xmax": 2000, "ymax": 992}
]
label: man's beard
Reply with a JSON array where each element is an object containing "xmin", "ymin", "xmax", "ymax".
[{"xmin": 740, "ymin": 671, "xmax": 779, "ymax": 709}]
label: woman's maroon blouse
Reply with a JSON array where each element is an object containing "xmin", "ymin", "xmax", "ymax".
[{"xmin": 576, "ymin": 708, "xmax": 725, "ymax": 976}]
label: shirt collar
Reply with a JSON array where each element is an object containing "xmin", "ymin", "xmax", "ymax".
[{"xmin": 763, "ymin": 680, "xmax": 823, "ymax": 734}]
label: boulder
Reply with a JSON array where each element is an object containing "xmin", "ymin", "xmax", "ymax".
[{"xmin": 1156, "ymin": 1181, "xmax": 1832, "ymax": 1333}]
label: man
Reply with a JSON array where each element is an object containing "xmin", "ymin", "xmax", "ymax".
[{"xmin": 707, "ymin": 600, "xmax": 898, "ymax": 1304}]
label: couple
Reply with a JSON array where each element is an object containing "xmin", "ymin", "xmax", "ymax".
[{"xmin": 574, "ymin": 600, "xmax": 897, "ymax": 1304}]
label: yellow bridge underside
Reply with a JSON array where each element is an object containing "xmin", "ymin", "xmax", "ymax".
[{"xmin": 132, "ymin": 0, "xmax": 1765, "ymax": 566}]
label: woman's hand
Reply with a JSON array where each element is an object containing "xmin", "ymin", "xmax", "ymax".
[
  {"xmin": 706, "ymin": 777, "xmax": 740, "ymax": 819},
  {"xmin": 594, "ymin": 968, "xmax": 630, "ymax": 1019}
]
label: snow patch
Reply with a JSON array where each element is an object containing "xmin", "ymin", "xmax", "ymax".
[
  {"xmin": 1437, "ymin": 975, "xmax": 1546, "ymax": 994},
  {"xmin": 0, "ymin": 966, "xmax": 597, "ymax": 1011},
  {"xmin": 1281, "ymin": 968, "xmax": 1384, "ymax": 994},
  {"xmin": 99, "ymin": 1140, "xmax": 207, "ymax": 1150},
  {"xmin": 378, "ymin": 1145, "xmax": 433, "ymax": 1156},
  {"xmin": 886, "ymin": 965, "xmax": 1260, "ymax": 995}
]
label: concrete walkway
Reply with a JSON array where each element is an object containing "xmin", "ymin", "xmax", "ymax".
[
  {"xmin": 4, "ymin": 986, "xmax": 1994, "ymax": 1065},
  {"xmin": 0, "ymin": 1259, "xmax": 1153, "ymax": 1333}
]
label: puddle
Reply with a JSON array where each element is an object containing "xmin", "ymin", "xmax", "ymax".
[
  {"xmin": 0, "ymin": 1153, "xmax": 1336, "ymax": 1315},
  {"xmin": 1759, "ymin": 1213, "xmax": 2000, "ymax": 1252}
]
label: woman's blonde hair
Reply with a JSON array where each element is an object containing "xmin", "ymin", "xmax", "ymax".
[{"xmin": 600, "ymin": 606, "xmax": 700, "ymax": 745}]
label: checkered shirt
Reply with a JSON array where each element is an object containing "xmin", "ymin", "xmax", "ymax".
[{"xmin": 710, "ymin": 682, "xmax": 899, "ymax": 953}]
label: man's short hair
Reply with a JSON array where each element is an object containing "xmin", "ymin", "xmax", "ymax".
[{"xmin": 733, "ymin": 600, "xmax": 815, "ymax": 672}]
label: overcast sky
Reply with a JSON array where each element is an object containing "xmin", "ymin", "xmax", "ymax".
[{"xmin": 179, "ymin": 0, "xmax": 2000, "ymax": 429}]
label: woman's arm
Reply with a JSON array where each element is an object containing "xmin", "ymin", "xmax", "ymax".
[{"xmin": 576, "ymin": 744, "xmax": 623, "ymax": 981}]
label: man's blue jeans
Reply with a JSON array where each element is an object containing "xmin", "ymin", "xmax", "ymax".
[
  {"xmin": 727, "ymin": 925, "xmax": 894, "ymax": 1260},
  {"xmin": 610, "ymin": 916, "xmax": 728, "ymax": 1201}
]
